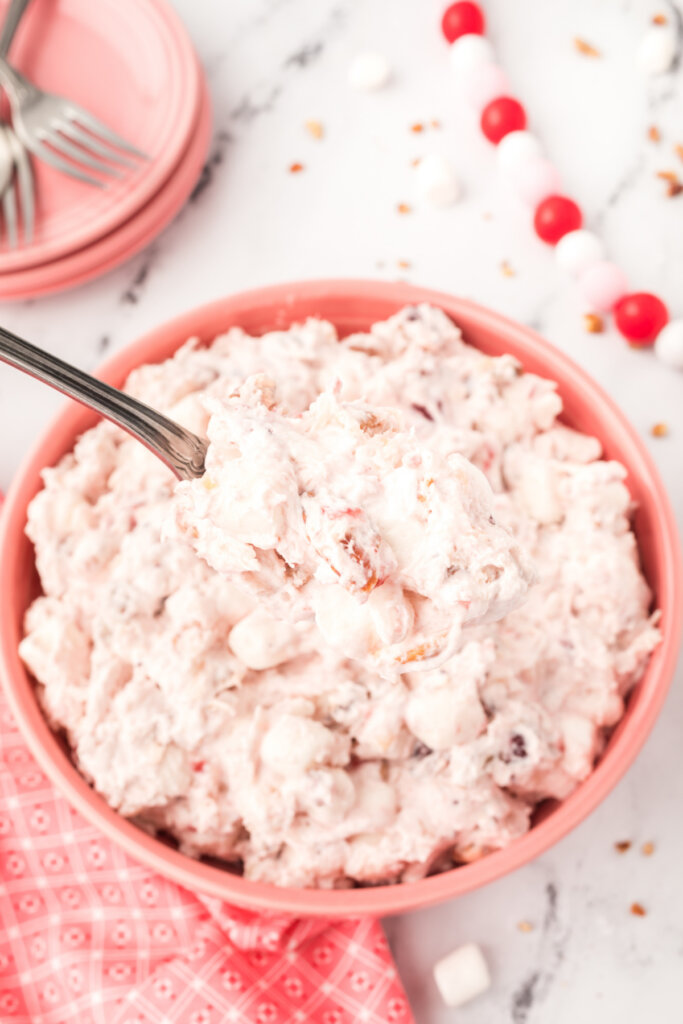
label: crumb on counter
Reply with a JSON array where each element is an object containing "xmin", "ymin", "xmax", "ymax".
[
  {"xmin": 574, "ymin": 37, "xmax": 601, "ymax": 57},
  {"xmin": 500, "ymin": 260, "xmax": 516, "ymax": 277},
  {"xmin": 289, "ymin": 162, "xmax": 304, "ymax": 173},
  {"xmin": 630, "ymin": 902, "xmax": 647, "ymax": 917},
  {"xmin": 517, "ymin": 920, "xmax": 534, "ymax": 933},
  {"xmin": 397, "ymin": 260, "xmax": 411, "ymax": 269},
  {"xmin": 648, "ymin": 125, "xmax": 661, "ymax": 142},
  {"xmin": 615, "ymin": 840, "xmax": 632, "ymax": 853},
  {"xmin": 641, "ymin": 841, "xmax": 655, "ymax": 856},
  {"xmin": 675, "ymin": 144, "xmax": 683, "ymax": 162},
  {"xmin": 583, "ymin": 313, "xmax": 604, "ymax": 333},
  {"xmin": 397, "ymin": 202, "xmax": 412, "ymax": 214},
  {"xmin": 651, "ymin": 422, "xmax": 668, "ymax": 438},
  {"xmin": 652, "ymin": 12, "xmax": 667, "ymax": 24},
  {"xmin": 411, "ymin": 122, "xmax": 424, "ymax": 133},
  {"xmin": 305, "ymin": 120, "xmax": 324, "ymax": 139}
]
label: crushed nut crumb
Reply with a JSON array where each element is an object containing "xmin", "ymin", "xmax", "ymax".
[
  {"xmin": 430, "ymin": 119, "xmax": 442, "ymax": 129},
  {"xmin": 667, "ymin": 180, "xmax": 683, "ymax": 197},
  {"xmin": 648, "ymin": 125, "xmax": 661, "ymax": 142},
  {"xmin": 657, "ymin": 169, "xmax": 678, "ymax": 182},
  {"xmin": 675, "ymin": 144, "xmax": 683, "ymax": 162},
  {"xmin": 652, "ymin": 12, "xmax": 667, "ymax": 24},
  {"xmin": 305, "ymin": 120, "xmax": 324, "ymax": 139},
  {"xmin": 410, "ymin": 157, "xmax": 421, "ymax": 167},
  {"xmin": 397, "ymin": 202, "xmax": 412, "ymax": 214},
  {"xmin": 615, "ymin": 840, "xmax": 632, "ymax": 853},
  {"xmin": 574, "ymin": 37, "xmax": 601, "ymax": 57},
  {"xmin": 641, "ymin": 841, "xmax": 655, "ymax": 856},
  {"xmin": 583, "ymin": 313, "xmax": 604, "ymax": 333},
  {"xmin": 500, "ymin": 260, "xmax": 516, "ymax": 277},
  {"xmin": 289, "ymin": 162, "xmax": 304, "ymax": 173},
  {"xmin": 517, "ymin": 920, "xmax": 534, "ymax": 933},
  {"xmin": 411, "ymin": 122, "xmax": 424, "ymax": 133},
  {"xmin": 397, "ymin": 259, "xmax": 411, "ymax": 269},
  {"xmin": 651, "ymin": 422, "xmax": 669, "ymax": 438},
  {"xmin": 630, "ymin": 902, "xmax": 647, "ymax": 917}
]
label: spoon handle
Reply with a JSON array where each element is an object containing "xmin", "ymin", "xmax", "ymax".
[{"xmin": 0, "ymin": 325, "xmax": 207, "ymax": 480}]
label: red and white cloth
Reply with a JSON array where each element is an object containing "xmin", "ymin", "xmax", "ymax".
[{"xmin": 0, "ymin": 693, "xmax": 413, "ymax": 1024}]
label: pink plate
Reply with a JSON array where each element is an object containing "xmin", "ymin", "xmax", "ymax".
[
  {"xmin": 0, "ymin": 0, "xmax": 201, "ymax": 272},
  {"xmin": 0, "ymin": 77, "xmax": 211, "ymax": 300},
  {"xmin": 0, "ymin": 281, "xmax": 680, "ymax": 918}
]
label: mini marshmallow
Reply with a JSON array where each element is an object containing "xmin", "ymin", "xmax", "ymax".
[
  {"xmin": 555, "ymin": 229, "xmax": 604, "ymax": 277},
  {"xmin": 348, "ymin": 52, "xmax": 392, "ymax": 92},
  {"xmin": 636, "ymin": 27, "xmax": 676, "ymax": 75},
  {"xmin": 416, "ymin": 153, "xmax": 460, "ymax": 208},
  {"xmin": 496, "ymin": 130, "xmax": 543, "ymax": 175},
  {"xmin": 228, "ymin": 607, "xmax": 299, "ymax": 670},
  {"xmin": 654, "ymin": 320, "xmax": 683, "ymax": 370},
  {"xmin": 260, "ymin": 714, "xmax": 344, "ymax": 775},
  {"xmin": 433, "ymin": 942, "xmax": 491, "ymax": 1008},
  {"xmin": 448, "ymin": 33, "xmax": 495, "ymax": 76}
]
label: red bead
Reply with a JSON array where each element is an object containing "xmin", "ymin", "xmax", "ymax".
[
  {"xmin": 614, "ymin": 292, "xmax": 669, "ymax": 346},
  {"xmin": 441, "ymin": 2, "xmax": 485, "ymax": 43},
  {"xmin": 480, "ymin": 97, "xmax": 527, "ymax": 144},
  {"xmin": 533, "ymin": 195, "xmax": 583, "ymax": 245}
]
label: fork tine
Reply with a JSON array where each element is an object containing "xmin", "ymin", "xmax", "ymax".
[
  {"xmin": 67, "ymin": 105, "xmax": 148, "ymax": 160},
  {"xmin": 27, "ymin": 137, "xmax": 105, "ymax": 188},
  {"xmin": 7, "ymin": 130, "xmax": 34, "ymax": 244},
  {"xmin": 42, "ymin": 128, "xmax": 122, "ymax": 178},
  {"xmin": 2, "ymin": 178, "xmax": 18, "ymax": 249},
  {"xmin": 58, "ymin": 121, "xmax": 137, "ymax": 169}
]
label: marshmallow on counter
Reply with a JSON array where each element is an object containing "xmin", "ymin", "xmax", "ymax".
[
  {"xmin": 416, "ymin": 153, "xmax": 460, "ymax": 208},
  {"xmin": 636, "ymin": 26, "xmax": 677, "ymax": 75},
  {"xmin": 433, "ymin": 942, "xmax": 491, "ymax": 1008},
  {"xmin": 348, "ymin": 51, "xmax": 392, "ymax": 91}
]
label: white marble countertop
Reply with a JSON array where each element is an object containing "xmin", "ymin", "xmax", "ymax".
[{"xmin": 1, "ymin": 0, "xmax": 682, "ymax": 1020}]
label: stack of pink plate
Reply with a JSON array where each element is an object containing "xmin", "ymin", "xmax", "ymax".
[{"xmin": 0, "ymin": 0, "xmax": 211, "ymax": 300}]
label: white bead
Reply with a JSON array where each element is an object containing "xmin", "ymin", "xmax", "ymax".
[
  {"xmin": 348, "ymin": 52, "xmax": 392, "ymax": 92},
  {"xmin": 636, "ymin": 27, "xmax": 676, "ymax": 75},
  {"xmin": 496, "ymin": 130, "xmax": 543, "ymax": 175},
  {"xmin": 433, "ymin": 943, "xmax": 491, "ymax": 1008},
  {"xmin": 448, "ymin": 34, "xmax": 495, "ymax": 76},
  {"xmin": 555, "ymin": 230, "xmax": 605, "ymax": 277},
  {"xmin": 260, "ymin": 715, "xmax": 337, "ymax": 775},
  {"xmin": 416, "ymin": 153, "xmax": 460, "ymax": 208},
  {"xmin": 655, "ymin": 320, "xmax": 683, "ymax": 370}
]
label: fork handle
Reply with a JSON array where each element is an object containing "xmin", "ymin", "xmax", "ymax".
[
  {"xmin": 0, "ymin": 325, "xmax": 208, "ymax": 481},
  {"xmin": 0, "ymin": 0, "xmax": 32, "ymax": 59}
]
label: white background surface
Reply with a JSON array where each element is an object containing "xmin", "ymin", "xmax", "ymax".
[{"xmin": 1, "ymin": 1, "xmax": 682, "ymax": 1021}]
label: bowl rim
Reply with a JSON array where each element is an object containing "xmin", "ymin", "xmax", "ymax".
[{"xmin": 1, "ymin": 278, "xmax": 680, "ymax": 917}]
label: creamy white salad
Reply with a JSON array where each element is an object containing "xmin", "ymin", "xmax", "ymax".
[{"xmin": 20, "ymin": 305, "xmax": 660, "ymax": 888}]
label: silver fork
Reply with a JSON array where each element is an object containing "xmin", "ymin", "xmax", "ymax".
[
  {"xmin": 0, "ymin": 0, "xmax": 147, "ymax": 188},
  {"xmin": 0, "ymin": 0, "xmax": 34, "ymax": 245}
]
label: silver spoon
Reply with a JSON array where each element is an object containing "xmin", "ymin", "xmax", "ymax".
[{"xmin": 0, "ymin": 325, "xmax": 207, "ymax": 480}]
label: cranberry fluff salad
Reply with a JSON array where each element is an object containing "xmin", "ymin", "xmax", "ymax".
[{"xmin": 20, "ymin": 306, "xmax": 660, "ymax": 888}]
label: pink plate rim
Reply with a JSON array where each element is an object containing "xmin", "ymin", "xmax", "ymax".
[
  {"xmin": 0, "ymin": 0, "xmax": 202, "ymax": 273},
  {"xmin": 0, "ymin": 279, "xmax": 680, "ymax": 917},
  {"xmin": 0, "ymin": 73, "xmax": 211, "ymax": 300}
]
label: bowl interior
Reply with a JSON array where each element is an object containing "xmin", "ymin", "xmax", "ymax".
[{"xmin": 1, "ymin": 280, "xmax": 680, "ymax": 917}]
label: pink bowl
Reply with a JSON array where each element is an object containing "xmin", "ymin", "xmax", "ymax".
[{"xmin": 0, "ymin": 280, "xmax": 680, "ymax": 918}]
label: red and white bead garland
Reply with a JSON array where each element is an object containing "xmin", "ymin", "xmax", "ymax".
[{"xmin": 440, "ymin": 1, "xmax": 683, "ymax": 368}]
